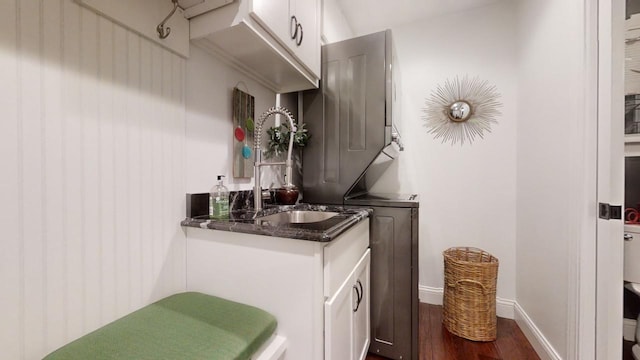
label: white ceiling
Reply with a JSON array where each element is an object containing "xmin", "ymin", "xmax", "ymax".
[{"xmin": 335, "ymin": 0, "xmax": 504, "ymax": 35}]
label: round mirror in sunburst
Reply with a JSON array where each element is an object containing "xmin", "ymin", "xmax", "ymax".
[{"xmin": 423, "ymin": 76, "xmax": 502, "ymax": 145}]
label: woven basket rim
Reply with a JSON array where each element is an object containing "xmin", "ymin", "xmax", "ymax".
[{"xmin": 443, "ymin": 247, "xmax": 499, "ymax": 265}]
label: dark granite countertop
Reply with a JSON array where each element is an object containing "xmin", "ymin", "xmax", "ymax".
[{"xmin": 181, "ymin": 203, "xmax": 371, "ymax": 242}]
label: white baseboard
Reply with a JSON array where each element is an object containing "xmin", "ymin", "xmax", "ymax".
[
  {"xmin": 418, "ymin": 285, "xmax": 515, "ymax": 319},
  {"xmin": 625, "ymin": 318, "xmax": 637, "ymax": 342},
  {"xmin": 418, "ymin": 285, "xmax": 444, "ymax": 305},
  {"xmin": 496, "ymin": 297, "xmax": 515, "ymax": 319},
  {"xmin": 514, "ymin": 302, "xmax": 562, "ymax": 360}
]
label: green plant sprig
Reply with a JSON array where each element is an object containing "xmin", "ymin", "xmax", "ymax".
[{"xmin": 264, "ymin": 122, "xmax": 310, "ymax": 159}]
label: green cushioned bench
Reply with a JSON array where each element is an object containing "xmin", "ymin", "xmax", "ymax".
[{"xmin": 43, "ymin": 292, "xmax": 278, "ymax": 360}]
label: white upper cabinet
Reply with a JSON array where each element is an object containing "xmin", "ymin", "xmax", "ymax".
[
  {"xmin": 251, "ymin": 0, "xmax": 320, "ymax": 78},
  {"xmin": 190, "ymin": 0, "xmax": 321, "ymax": 93}
]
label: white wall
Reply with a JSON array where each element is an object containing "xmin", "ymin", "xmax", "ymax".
[
  {"xmin": 0, "ymin": 0, "xmax": 187, "ymax": 359},
  {"xmin": 0, "ymin": 1, "xmax": 285, "ymax": 358},
  {"xmin": 515, "ymin": 0, "xmax": 590, "ymax": 358},
  {"xmin": 185, "ymin": 45, "xmax": 278, "ymax": 193},
  {"xmin": 322, "ymin": 0, "xmax": 355, "ymax": 44},
  {"xmin": 370, "ymin": 2, "xmax": 518, "ymax": 304}
]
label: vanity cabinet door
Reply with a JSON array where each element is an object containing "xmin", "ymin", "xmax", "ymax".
[
  {"xmin": 352, "ymin": 251, "xmax": 370, "ymax": 360},
  {"xmin": 324, "ymin": 249, "xmax": 371, "ymax": 360},
  {"xmin": 325, "ymin": 272, "xmax": 355, "ymax": 360}
]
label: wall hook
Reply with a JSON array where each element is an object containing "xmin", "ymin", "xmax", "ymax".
[{"xmin": 157, "ymin": 0, "xmax": 179, "ymax": 39}]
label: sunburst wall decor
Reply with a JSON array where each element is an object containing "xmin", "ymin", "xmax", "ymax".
[{"xmin": 423, "ymin": 75, "xmax": 502, "ymax": 145}]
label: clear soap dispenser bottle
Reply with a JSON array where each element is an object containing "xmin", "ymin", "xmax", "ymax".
[{"xmin": 209, "ymin": 175, "xmax": 229, "ymax": 219}]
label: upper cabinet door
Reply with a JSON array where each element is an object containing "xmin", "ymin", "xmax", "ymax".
[
  {"xmin": 352, "ymin": 250, "xmax": 370, "ymax": 360},
  {"xmin": 252, "ymin": 0, "xmax": 320, "ymax": 78},
  {"xmin": 289, "ymin": 0, "xmax": 320, "ymax": 77},
  {"xmin": 251, "ymin": 0, "xmax": 291, "ymax": 46}
]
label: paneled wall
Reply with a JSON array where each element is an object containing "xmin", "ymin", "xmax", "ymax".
[{"xmin": 0, "ymin": 1, "xmax": 187, "ymax": 358}]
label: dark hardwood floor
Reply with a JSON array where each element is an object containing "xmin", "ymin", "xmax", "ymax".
[
  {"xmin": 366, "ymin": 303, "xmax": 540, "ymax": 360},
  {"xmin": 624, "ymin": 340, "xmax": 635, "ymax": 360}
]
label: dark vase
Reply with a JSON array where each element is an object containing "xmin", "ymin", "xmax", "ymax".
[{"xmin": 275, "ymin": 186, "xmax": 299, "ymax": 205}]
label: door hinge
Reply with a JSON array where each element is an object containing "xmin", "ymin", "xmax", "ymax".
[{"xmin": 599, "ymin": 202, "xmax": 622, "ymax": 220}]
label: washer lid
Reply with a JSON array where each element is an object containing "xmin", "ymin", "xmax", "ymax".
[{"xmin": 344, "ymin": 193, "xmax": 419, "ymax": 208}]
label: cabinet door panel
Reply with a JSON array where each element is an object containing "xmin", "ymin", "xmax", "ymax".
[
  {"xmin": 251, "ymin": 0, "xmax": 291, "ymax": 46},
  {"xmin": 325, "ymin": 275, "xmax": 355, "ymax": 360},
  {"xmin": 289, "ymin": 0, "xmax": 319, "ymax": 76},
  {"xmin": 369, "ymin": 207, "xmax": 414, "ymax": 359},
  {"xmin": 353, "ymin": 251, "xmax": 371, "ymax": 360}
]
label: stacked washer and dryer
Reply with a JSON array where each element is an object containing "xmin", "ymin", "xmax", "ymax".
[{"xmin": 302, "ymin": 30, "xmax": 419, "ymax": 360}]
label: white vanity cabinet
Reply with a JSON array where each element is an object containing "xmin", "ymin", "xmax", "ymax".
[
  {"xmin": 189, "ymin": 0, "xmax": 320, "ymax": 93},
  {"xmin": 185, "ymin": 218, "xmax": 369, "ymax": 360}
]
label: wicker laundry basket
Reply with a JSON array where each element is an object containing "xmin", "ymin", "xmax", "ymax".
[{"xmin": 442, "ymin": 247, "xmax": 499, "ymax": 341}]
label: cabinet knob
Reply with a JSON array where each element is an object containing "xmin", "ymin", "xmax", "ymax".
[{"xmin": 290, "ymin": 16, "xmax": 298, "ymax": 40}]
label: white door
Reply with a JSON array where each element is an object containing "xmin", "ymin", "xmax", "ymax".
[{"xmin": 595, "ymin": 0, "xmax": 625, "ymax": 359}]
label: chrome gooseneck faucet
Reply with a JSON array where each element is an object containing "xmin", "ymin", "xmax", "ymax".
[{"xmin": 254, "ymin": 107, "xmax": 297, "ymax": 211}]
